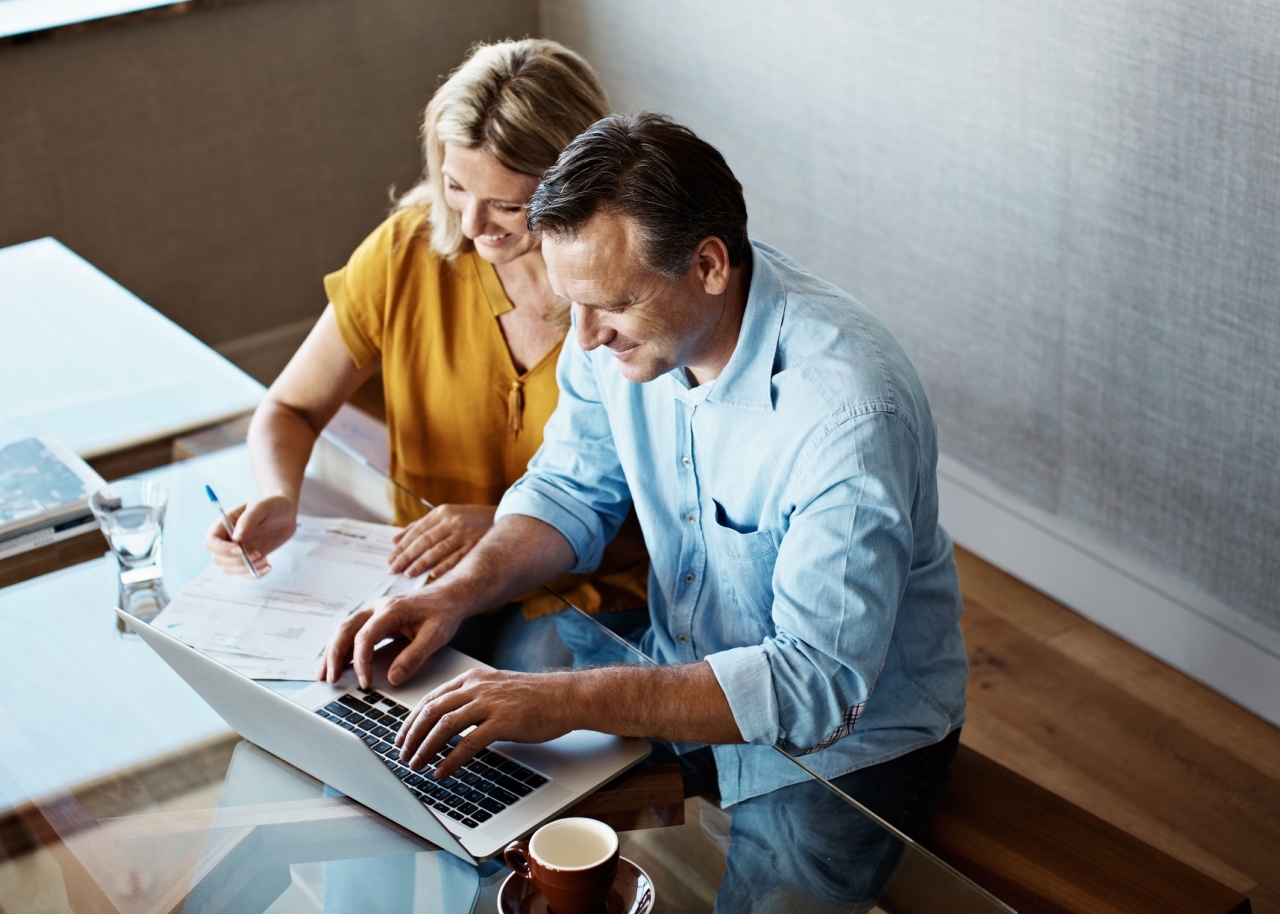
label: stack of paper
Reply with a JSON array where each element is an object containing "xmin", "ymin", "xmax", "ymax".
[{"xmin": 152, "ymin": 516, "xmax": 425, "ymax": 679}]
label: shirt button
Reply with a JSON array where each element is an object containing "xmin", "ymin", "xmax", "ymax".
[
  {"xmin": 682, "ymin": 457, "xmax": 692, "ymax": 467},
  {"xmin": 685, "ymin": 513, "xmax": 696, "ymax": 523},
  {"xmin": 677, "ymin": 634, "xmax": 688, "ymax": 643},
  {"xmin": 684, "ymin": 572, "xmax": 695, "ymax": 583}
]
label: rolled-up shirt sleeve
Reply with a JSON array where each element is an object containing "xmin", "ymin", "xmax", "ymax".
[
  {"xmin": 705, "ymin": 408, "xmax": 921, "ymax": 755},
  {"xmin": 496, "ymin": 330, "xmax": 633, "ymax": 575}
]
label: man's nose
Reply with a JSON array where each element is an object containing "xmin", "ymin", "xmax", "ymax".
[{"xmin": 574, "ymin": 305, "xmax": 610, "ymax": 352}]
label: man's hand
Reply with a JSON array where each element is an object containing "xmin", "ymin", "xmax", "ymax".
[
  {"xmin": 318, "ymin": 513, "xmax": 579, "ymax": 695},
  {"xmin": 391, "ymin": 662, "xmax": 744, "ymax": 780},
  {"xmin": 388, "ymin": 504, "xmax": 496, "ymax": 578},
  {"xmin": 204, "ymin": 496, "xmax": 296, "ymax": 576},
  {"xmin": 395, "ymin": 669, "xmax": 577, "ymax": 778},
  {"xmin": 316, "ymin": 590, "xmax": 467, "ymax": 689}
]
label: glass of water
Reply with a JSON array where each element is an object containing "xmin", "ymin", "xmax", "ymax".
[{"xmin": 90, "ymin": 479, "xmax": 169, "ymax": 621}]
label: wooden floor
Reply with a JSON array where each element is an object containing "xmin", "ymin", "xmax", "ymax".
[{"xmin": 954, "ymin": 545, "xmax": 1280, "ymax": 914}]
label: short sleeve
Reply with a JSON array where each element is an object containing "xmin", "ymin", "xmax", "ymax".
[{"xmin": 323, "ymin": 212, "xmax": 423, "ymax": 369}]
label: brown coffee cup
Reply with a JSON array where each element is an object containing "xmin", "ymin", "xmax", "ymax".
[{"xmin": 504, "ymin": 817, "xmax": 620, "ymax": 914}]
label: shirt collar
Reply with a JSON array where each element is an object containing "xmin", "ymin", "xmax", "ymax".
[
  {"xmin": 697, "ymin": 243, "xmax": 784, "ymax": 411},
  {"xmin": 471, "ymin": 252, "xmax": 514, "ymax": 317}
]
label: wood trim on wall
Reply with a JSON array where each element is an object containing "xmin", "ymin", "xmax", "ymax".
[
  {"xmin": 938, "ymin": 453, "xmax": 1280, "ymax": 728},
  {"xmin": 214, "ymin": 316, "xmax": 318, "ymax": 385}
]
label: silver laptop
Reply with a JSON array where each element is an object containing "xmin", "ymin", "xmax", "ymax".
[{"xmin": 120, "ymin": 608, "xmax": 651, "ymax": 863}]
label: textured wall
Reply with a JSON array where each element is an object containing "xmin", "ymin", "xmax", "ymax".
[
  {"xmin": 542, "ymin": 0, "xmax": 1280, "ymax": 632},
  {"xmin": 0, "ymin": 0, "xmax": 538, "ymax": 346}
]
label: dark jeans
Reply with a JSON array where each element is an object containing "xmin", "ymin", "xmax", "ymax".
[{"xmin": 695, "ymin": 729, "xmax": 961, "ymax": 914}]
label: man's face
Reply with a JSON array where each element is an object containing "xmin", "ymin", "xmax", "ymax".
[{"xmin": 543, "ymin": 213, "xmax": 721, "ymax": 383}]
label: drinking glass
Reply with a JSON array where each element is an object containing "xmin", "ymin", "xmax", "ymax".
[{"xmin": 89, "ymin": 479, "xmax": 170, "ymax": 622}]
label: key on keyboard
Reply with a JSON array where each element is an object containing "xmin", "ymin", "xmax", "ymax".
[{"xmin": 316, "ymin": 690, "xmax": 550, "ymax": 828}]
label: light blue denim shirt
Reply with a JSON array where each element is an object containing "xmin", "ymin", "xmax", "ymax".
[{"xmin": 497, "ymin": 241, "xmax": 967, "ymax": 806}]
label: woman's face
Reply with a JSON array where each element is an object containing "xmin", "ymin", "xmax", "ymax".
[{"xmin": 442, "ymin": 144, "xmax": 542, "ymax": 265}]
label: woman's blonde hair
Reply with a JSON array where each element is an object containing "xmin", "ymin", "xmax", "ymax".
[{"xmin": 396, "ymin": 39, "xmax": 610, "ymax": 260}]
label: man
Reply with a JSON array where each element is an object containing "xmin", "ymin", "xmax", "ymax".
[{"xmin": 319, "ymin": 114, "xmax": 967, "ymax": 910}]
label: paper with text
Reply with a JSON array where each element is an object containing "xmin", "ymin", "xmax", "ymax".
[{"xmin": 152, "ymin": 516, "xmax": 425, "ymax": 679}]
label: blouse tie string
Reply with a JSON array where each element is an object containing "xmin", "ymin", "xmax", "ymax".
[{"xmin": 507, "ymin": 378, "xmax": 524, "ymax": 434}]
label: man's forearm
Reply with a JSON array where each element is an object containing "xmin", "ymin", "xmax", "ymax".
[
  {"xmin": 395, "ymin": 655, "xmax": 745, "ymax": 775},
  {"xmin": 568, "ymin": 661, "xmax": 744, "ymax": 746},
  {"xmin": 431, "ymin": 513, "xmax": 578, "ymax": 620}
]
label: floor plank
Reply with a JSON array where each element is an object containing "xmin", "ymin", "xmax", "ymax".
[
  {"xmin": 955, "ymin": 546, "xmax": 1280, "ymax": 914},
  {"xmin": 928, "ymin": 745, "xmax": 1252, "ymax": 914}
]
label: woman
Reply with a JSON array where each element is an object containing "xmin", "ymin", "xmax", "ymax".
[{"xmin": 205, "ymin": 39, "xmax": 647, "ymax": 668}]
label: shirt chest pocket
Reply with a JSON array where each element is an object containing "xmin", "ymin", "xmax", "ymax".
[{"xmin": 707, "ymin": 505, "xmax": 778, "ymax": 640}]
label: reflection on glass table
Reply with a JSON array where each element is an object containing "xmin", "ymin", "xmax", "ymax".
[
  {"xmin": 89, "ymin": 477, "xmax": 171, "ymax": 622},
  {"xmin": 0, "ymin": 434, "xmax": 1014, "ymax": 913}
]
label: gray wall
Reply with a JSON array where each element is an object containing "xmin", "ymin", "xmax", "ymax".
[
  {"xmin": 0, "ymin": 0, "xmax": 538, "ymax": 350},
  {"xmin": 542, "ymin": 0, "xmax": 1280, "ymax": 635},
  {"xmin": 4, "ymin": 0, "xmax": 1276, "ymax": 638}
]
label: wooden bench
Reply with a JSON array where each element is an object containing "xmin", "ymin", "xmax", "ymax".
[{"xmin": 925, "ymin": 744, "xmax": 1250, "ymax": 913}]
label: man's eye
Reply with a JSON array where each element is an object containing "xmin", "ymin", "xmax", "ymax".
[{"xmin": 496, "ymin": 205, "xmax": 523, "ymax": 214}]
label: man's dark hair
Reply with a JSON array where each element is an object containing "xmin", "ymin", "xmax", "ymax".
[{"xmin": 527, "ymin": 113, "xmax": 750, "ymax": 277}]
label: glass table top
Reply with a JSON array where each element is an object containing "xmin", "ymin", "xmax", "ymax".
[{"xmin": 0, "ymin": 433, "xmax": 1013, "ymax": 913}]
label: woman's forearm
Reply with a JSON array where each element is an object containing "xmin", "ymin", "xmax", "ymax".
[
  {"xmin": 247, "ymin": 397, "xmax": 322, "ymax": 508},
  {"xmin": 246, "ymin": 304, "xmax": 379, "ymax": 509}
]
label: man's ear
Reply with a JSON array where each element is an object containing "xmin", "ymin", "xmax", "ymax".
[{"xmin": 692, "ymin": 235, "xmax": 732, "ymax": 295}]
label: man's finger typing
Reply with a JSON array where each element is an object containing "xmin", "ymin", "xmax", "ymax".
[{"xmin": 394, "ymin": 669, "xmax": 574, "ymax": 779}]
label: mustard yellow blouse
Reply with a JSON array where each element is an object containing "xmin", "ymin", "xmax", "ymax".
[{"xmin": 324, "ymin": 210, "xmax": 646, "ymax": 619}]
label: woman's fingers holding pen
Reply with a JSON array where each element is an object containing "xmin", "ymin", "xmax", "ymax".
[
  {"xmin": 205, "ymin": 506, "xmax": 269, "ymax": 576},
  {"xmin": 206, "ymin": 496, "xmax": 298, "ymax": 577},
  {"xmin": 234, "ymin": 497, "xmax": 298, "ymax": 559}
]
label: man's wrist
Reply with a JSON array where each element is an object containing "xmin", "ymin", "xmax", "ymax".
[
  {"xmin": 416, "ymin": 562, "xmax": 493, "ymax": 624},
  {"xmin": 562, "ymin": 668, "xmax": 602, "ymax": 734}
]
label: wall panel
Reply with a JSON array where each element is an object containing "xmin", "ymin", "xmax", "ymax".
[
  {"xmin": 540, "ymin": 0, "xmax": 1280, "ymax": 649},
  {"xmin": 0, "ymin": 0, "xmax": 538, "ymax": 348}
]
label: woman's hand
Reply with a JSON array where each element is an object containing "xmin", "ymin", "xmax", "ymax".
[
  {"xmin": 388, "ymin": 504, "xmax": 496, "ymax": 578},
  {"xmin": 203, "ymin": 495, "xmax": 297, "ymax": 576}
]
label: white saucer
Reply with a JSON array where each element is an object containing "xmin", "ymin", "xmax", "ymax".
[{"xmin": 497, "ymin": 856, "xmax": 655, "ymax": 914}]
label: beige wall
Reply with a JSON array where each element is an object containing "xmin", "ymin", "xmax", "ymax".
[
  {"xmin": 540, "ymin": 0, "xmax": 1280, "ymax": 720},
  {"xmin": 0, "ymin": 0, "xmax": 537, "ymax": 378}
]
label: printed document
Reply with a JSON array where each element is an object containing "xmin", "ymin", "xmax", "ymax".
[{"xmin": 152, "ymin": 516, "xmax": 425, "ymax": 679}]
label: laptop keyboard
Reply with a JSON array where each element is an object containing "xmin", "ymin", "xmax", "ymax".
[{"xmin": 314, "ymin": 688, "xmax": 549, "ymax": 830}]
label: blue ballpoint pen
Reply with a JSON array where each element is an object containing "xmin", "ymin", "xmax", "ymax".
[{"xmin": 205, "ymin": 485, "xmax": 261, "ymax": 579}]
